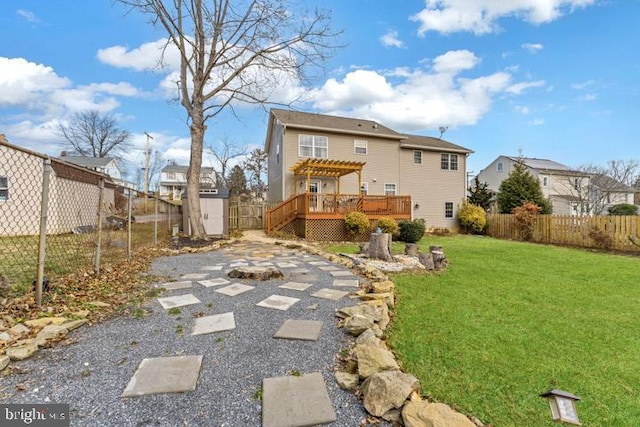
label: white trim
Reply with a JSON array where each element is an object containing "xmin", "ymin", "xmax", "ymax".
[
  {"xmin": 384, "ymin": 183, "xmax": 397, "ymax": 196},
  {"xmin": 298, "ymin": 134, "xmax": 328, "ymax": 158},
  {"xmin": 354, "ymin": 139, "xmax": 368, "ymax": 155}
]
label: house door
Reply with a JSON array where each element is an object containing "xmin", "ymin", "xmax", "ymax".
[{"xmin": 309, "ymin": 181, "xmax": 321, "ymax": 212}]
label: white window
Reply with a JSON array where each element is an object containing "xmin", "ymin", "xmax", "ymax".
[
  {"xmin": 360, "ymin": 182, "xmax": 368, "ymax": 195},
  {"xmin": 299, "ymin": 134, "xmax": 328, "ymax": 158},
  {"xmin": 166, "ymin": 172, "xmax": 176, "ymax": 180},
  {"xmin": 573, "ymin": 177, "xmax": 580, "ymax": 191},
  {"xmin": 445, "ymin": 202, "xmax": 454, "ymax": 218},
  {"xmin": 276, "ymin": 143, "xmax": 280, "ymax": 164},
  {"xmin": 413, "ymin": 151, "xmax": 422, "ymax": 165},
  {"xmin": 497, "ymin": 162, "xmax": 504, "ymax": 172},
  {"xmin": 354, "ymin": 140, "xmax": 368, "ymax": 155},
  {"xmin": 0, "ymin": 176, "xmax": 7, "ymax": 201},
  {"xmin": 441, "ymin": 153, "xmax": 458, "ymax": 170},
  {"xmin": 542, "ymin": 176, "xmax": 548, "ymax": 187},
  {"xmin": 384, "ymin": 183, "xmax": 397, "ymax": 196}
]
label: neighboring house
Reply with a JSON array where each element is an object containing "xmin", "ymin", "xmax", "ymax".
[
  {"xmin": 159, "ymin": 164, "xmax": 216, "ymax": 200},
  {"xmin": 0, "ymin": 136, "xmax": 115, "ymax": 236},
  {"xmin": 477, "ymin": 156, "xmax": 591, "ymax": 216},
  {"xmin": 264, "ymin": 108, "xmax": 473, "ymax": 236},
  {"xmin": 59, "ymin": 152, "xmax": 136, "ymax": 190},
  {"xmin": 590, "ymin": 174, "xmax": 637, "ymax": 215}
]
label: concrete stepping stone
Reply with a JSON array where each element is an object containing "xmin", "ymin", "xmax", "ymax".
[
  {"xmin": 279, "ymin": 282, "xmax": 313, "ymax": 291},
  {"xmin": 273, "ymin": 320, "xmax": 323, "ymax": 341},
  {"xmin": 229, "ymin": 262, "xmax": 250, "ymax": 267},
  {"xmin": 253, "ymin": 262, "xmax": 274, "ymax": 267},
  {"xmin": 155, "ymin": 281, "xmax": 192, "ymax": 290},
  {"xmin": 181, "ymin": 273, "xmax": 209, "ymax": 280},
  {"xmin": 262, "ymin": 372, "xmax": 336, "ymax": 427},
  {"xmin": 289, "ymin": 268, "xmax": 310, "ymax": 274},
  {"xmin": 122, "ymin": 355, "xmax": 203, "ymax": 397},
  {"xmin": 311, "ymin": 288, "xmax": 349, "ymax": 301},
  {"xmin": 318, "ymin": 266, "xmax": 339, "ymax": 271},
  {"xmin": 330, "ymin": 270, "xmax": 355, "ymax": 277},
  {"xmin": 200, "ymin": 265, "xmax": 223, "ymax": 271},
  {"xmin": 198, "ymin": 278, "xmax": 230, "ymax": 288},
  {"xmin": 276, "ymin": 262, "xmax": 298, "ymax": 268},
  {"xmin": 333, "ymin": 279, "xmax": 360, "ymax": 288},
  {"xmin": 192, "ymin": 312, "xmax": 235, "ymax": 335},
  {"xmin": 256, "ymin": 295, "xmax": 300, "ymax": 311},
  {"xmin": 158, "ymin": 294, "xmax": 201, "ymax": 309},
  {"xmin": 215, "ymin": 283, "xmax": 255, "ymax": 296},
  {"xmin": 308, "ymin": 261, "xmax": 329, "ymax": 266}
]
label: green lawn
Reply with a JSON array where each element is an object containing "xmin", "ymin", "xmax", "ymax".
[{"xmin": 327, "ymin": 236, "xmax": 640, "ymax": 426}]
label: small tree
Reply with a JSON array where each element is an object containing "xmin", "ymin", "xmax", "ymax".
[
  {"xmin": 227, "ymin": 165, "xmax": 248, "ymax": 198},
  {"xmin": 468, "ymin": 177, "xmax": 495, "ymax": 211},
  {"xmin": 397, "ymin": 219, "xmax": 426, "ymax": 243},
  {"xmin": 458, "ymin": 202, "xmax": 486, "ymax": 234},
  {"xmin": 344, "ymin": 211, "xmax": 370, "ymax": 239},
  {"xmin": 512, "ymin": 201, "xmax": 541, "ymax": 241},
  {"xmin": 497, "ymin": 161, "xmax": 552, "ymax": 214}
]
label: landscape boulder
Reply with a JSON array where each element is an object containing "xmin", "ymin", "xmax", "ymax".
[
  {"xmin": 361, "ymin": 370, "xmax": 420, "ymax": 417},
  {"xmin": 228, "ymin": 266, "xmax": 283, "ymax": 280},
  {"xmin": 402, "ymin": 401, "xmax": 476, "ymax": 427},
  {"xmin": 356, "ymin": 344, "xmax": 399, "ymax": 378}
]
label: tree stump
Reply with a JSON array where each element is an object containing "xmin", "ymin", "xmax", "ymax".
[
  {"xmin": 405, "ymin": 243, "xmax": 419, "ymax": 256},
  {"xmin": 228, "ymin": 266, "xmax": 283, "ymax": 280},
  {"xmin": 430, "ymin": 246, "xmax": 447, "ymax": 271},
  {"xmin": 368, "ymin": 232, "xmax": 394, "ymax": 262}
]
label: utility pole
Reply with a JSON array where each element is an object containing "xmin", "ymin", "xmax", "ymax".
[{"xmin": 144, "ymin": 132, "xmax": 153, "ymax": 212}]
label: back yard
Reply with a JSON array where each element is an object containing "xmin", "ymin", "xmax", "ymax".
[{"xmin": 330, "ymin": 236, "xmax": 640, "ymax": 426}]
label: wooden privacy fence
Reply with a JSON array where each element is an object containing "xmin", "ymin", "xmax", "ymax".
[
  {"xmin": 229, "ymin": 201, "xmax": 269, "ymax": 230},
  {"xmin": 486, "ymin": 214, "xmax": 640, "ymax": 252}
]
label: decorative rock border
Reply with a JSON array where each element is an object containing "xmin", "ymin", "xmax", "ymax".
[{"xmin": 283, "ymin": 239, "xmax": 483, "ymax": 427}]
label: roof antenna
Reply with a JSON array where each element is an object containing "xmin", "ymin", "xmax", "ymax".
[{"xmin": 438, "ymin": 126, "xmax": 448, "ymax": 139}]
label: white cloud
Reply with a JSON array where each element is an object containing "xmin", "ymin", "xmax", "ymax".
[
  {"xmin": 97, "ymin": 39, "xmax": 180, "ymax": 72},
  {"xmin": 308, "ymin": 49, "xmax": 542, "ymax": 131},
  {"xmin": 522, "ymin": 43, "xmax": 544, "ymax": 53},
  {"xmin": 506, "ymin": 80, "xmax": 546, "ymax": 94},
  {"xmin": 16, "ymin": 9, "xmax": 41, "ymax": 23},
  {"xmin": 531, "ymin": 118, "xmax": 545, "ymax": 125},
  {"xmin": 410, "ymin": 0, "xmax": 596, "ymax": 35},
  {"xmin": 571, "ymin": 80, "xmax": 596, "ymax": 90},
  {"xmin": 580, "ymin": 93, "xmax": 597, "ymax": 101},
  {"xmin": 515, "ymin": 105, "xmax": 530, "ymax": 114},
  {"xmin": 0, "ymin": 57, "xmax": 70, "ymax": 107},
  {"xmin": 380, "ymin": 30, "xmax": 405, "ymax": 48}
]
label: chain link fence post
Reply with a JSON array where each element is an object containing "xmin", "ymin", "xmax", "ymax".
[
  {"xmin": 154, "ymin": 195, "xmax": 158, "ymax": 246},
  {"xmin": 127, "ymin": 190, "xmax": 133, "ymax": 260},
  {"xmin": 35, "ymin": 158, "xmax": 52, "ymax": 307},
  {"xmin": 95, "ymin": 177, "xmax": 105, "ymax": 275}
]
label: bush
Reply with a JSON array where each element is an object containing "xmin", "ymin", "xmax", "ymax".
[
  {"xmin": 607, "ymin": 203, "xmax": 638, "ymax": 216},
  {"xmin": 398, "ymin": 219, "xmax": 426, "ymax": 243},
  {"xmin": 589, "ymin": 227, "xmax": 613, "ymax": 250},
  {"xmin": 458, "ymin": 202, "xmax": 487, "ymax": 234},
  {"xmin": 344, "ymin": 211, "xmax": 370, "ymax": 239},
  {"xmin": 376, "ymin": 216, "xmax": 399, "ymax": 236},
  {"xmin": 512, "ymin": 201, "xmax": 541, "ymax": 241}
]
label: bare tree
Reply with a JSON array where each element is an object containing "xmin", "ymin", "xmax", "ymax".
[
  {"xmin": 133, "ymin": 149, "xmax": 165, "ymax": 191},
  {"xmin": 116, "ymin": 0, "xmax": 340, "ymax": 238},
  {"xmin": 243, "ymin": 147, "xmax": 267, "ymax": 198},
  {"xmin": 59, "ymin": 111, "xmax": 130, "ymax": 158},
  {"xmin": 207, "ymin": 138, "xmax": 248, "ymax": 189}
]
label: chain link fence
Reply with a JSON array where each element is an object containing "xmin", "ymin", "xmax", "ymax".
[{"xmin": 0, "ymin": 142, "xmax": 182, "ymax": 304}]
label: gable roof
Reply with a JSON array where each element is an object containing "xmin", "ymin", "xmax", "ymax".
[
  {"xmin": 60, "ymin": 155, "xmax": 117, "ymax": 169},
  {"xmin": 591, "ymin": 173, "xmax": 637, "ymax": 192},
  {"xmin": 507, "ymin": 156, "xmax": 572, "ymax": 172},
  {"xmin": 401, "ymin": 134, "xmax": 473, "ymax": 154},
  {"xmin": 161, "ymin": 164, "xmax": 214, "ymax": 174}
]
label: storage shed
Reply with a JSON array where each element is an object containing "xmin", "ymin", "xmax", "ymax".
[{"xmin": 182, "ymin": 188, "xmax": 230, "ymax": 237}]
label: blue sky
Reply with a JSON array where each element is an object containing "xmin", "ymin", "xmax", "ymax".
[{"xmin": 0, "ymin": 0, "xmax": 638, "ymax": 180}]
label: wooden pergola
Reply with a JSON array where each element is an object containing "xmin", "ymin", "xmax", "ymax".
[{"xmin": 290, "ymin": 158, "xmax": 366, "ymax": 194}]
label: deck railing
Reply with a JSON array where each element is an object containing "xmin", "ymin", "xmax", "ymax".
[{"xmin": 265, "ymin": 193, "xmax": 412, "ymax": 234}]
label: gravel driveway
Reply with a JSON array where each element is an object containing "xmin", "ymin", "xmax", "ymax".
[{"xmin": 0, "ymin": 240, "xmax": 374, "ymax": 426}]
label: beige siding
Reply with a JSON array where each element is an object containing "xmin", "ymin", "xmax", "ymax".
[
  {"xmin": 0, "ymin": 145, "xmax": 44, "ymax": 235},
  {"xmin": 282, "ymin": 129, "xmax": 401, "ymax": 198},
  {"xmin": 399, "ymin": 149, "xmax": 466, "ymax": 229},
  {"xmin": 477, "ymin": 156, "xmax": 515, "ymax": 191},
  {"xmin": 266, "ymin": 121, "xmax": 285, "ymax": 204}
]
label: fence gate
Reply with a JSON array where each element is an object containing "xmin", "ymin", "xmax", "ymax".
[{"xmin": 229, "ymin": 201, "xmax": 266, "ymax": 230}]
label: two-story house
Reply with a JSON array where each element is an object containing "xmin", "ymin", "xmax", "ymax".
[
  {"xmin": 59, "ymin": 152, "xmax": 135, "ymax": 189},
  {"xmin": 159, "ymin": 164, "xmax": 216, "ymax": 200},
  {"xmin": 590, "ymin": 174, "xmax": 637, "ymax": 215},
  {"xmin": 477, "ymin": 156, "xmax": 591, "ymax": 215},
  {"xmin": 264, "ymin": 108, "xmax": 473, "ymax": 239}
]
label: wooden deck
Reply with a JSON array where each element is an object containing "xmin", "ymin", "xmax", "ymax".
[{"xmin": 265, "ymin": 193, "xmax": 412, "ymax": 236}]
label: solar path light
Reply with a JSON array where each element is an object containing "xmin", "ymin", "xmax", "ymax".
[{"xmin": 540, "ymin": 389, "xmax": 581, "ymax": 425}]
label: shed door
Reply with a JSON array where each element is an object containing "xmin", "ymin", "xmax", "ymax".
[{"xmin": 201, "ymin": 198, "xmax": 224, "ymax": 235}]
